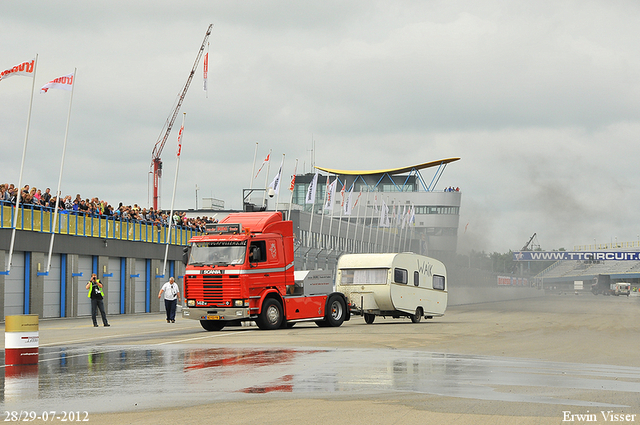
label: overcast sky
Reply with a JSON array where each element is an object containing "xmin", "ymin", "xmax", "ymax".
[{"xmin": 2, "ymin": 1, "xmax": 640, "ymax": 254}]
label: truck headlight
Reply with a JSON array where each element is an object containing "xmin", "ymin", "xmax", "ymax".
[
  {"xmin": 233, "ymin": 299, "xmax": 244, "ymax": 307},
  {"xmin": 187, "ymin": 299, "xmax": 196, "ymax": 307}
]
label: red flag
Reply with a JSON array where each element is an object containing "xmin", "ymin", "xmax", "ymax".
[
  {"xmin": 289, "ymin": 161, "xmax": 297, "ymax": 191},
  {"xmin": 254, "ymin": 153, "xmax": 270, "ymax": 179},
  {"xmin": 177, "ymin": 124, "xmax": 184, "ymax": 157},
  {"xmin": 203, "ymin": 48, "xmax": 209, "ymax": 93}
]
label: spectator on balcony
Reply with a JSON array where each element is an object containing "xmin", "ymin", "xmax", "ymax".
[
  {"xmin": 0, "ymin": 184, "xmax": 9, "ymax": 202},
  {"xmin": 41, "ymin": 188, "xmax": 51, "ymax": 205}
]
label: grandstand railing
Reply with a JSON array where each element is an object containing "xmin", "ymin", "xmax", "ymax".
[
  {"xmin": 574, "ymin": 241, "xmax": 640, "ymax": 250},
  {"xmin": 0, "ymin": 202, "xmax": 200, "ymax": 245}
]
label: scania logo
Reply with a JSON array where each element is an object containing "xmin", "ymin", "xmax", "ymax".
[{"xmin": 203, "ymin": 269, "xmax": 223, "ymax": 274}]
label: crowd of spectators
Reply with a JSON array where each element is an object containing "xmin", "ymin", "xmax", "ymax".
[{"xmin": 0, "ymin": 183, "xmax": 217, "ymax": 232}]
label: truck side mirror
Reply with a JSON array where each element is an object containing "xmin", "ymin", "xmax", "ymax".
[{"xmin": 182, "ymin": 246, "xmax": 190, "ymax": 266}]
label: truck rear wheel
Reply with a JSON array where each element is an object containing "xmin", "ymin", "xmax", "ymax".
[
  {"xmin": 411, "ymin": 307, "xmax": 423, "ymax": 323},
  {"xmin": 325, "ymin": 295, "xmax": 346, "ymax": 327},
  {"xmin": 200, "ymin": 320, "xmax": 225, "ymax": 331},
  {"xmin": 364, "ymin": 313, "xmax": 375, "ymax": 324},
  {"xmin": 256, "ymin": 298, "xmax": 283, "ymax": 330}
]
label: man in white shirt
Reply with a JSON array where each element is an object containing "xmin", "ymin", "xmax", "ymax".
[{"xmin": 158, "ymin": 277, "xmax": 181, "ymax": 323}]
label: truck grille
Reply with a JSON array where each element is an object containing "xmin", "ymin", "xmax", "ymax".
[{"xmin": 185, "ymin": 275, "xmax": 242, "ymax": 305}]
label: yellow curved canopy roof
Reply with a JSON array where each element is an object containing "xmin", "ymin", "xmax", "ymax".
[{"xmin": 314, "ymin": 157, "xmax": 460, "ymax": 176}]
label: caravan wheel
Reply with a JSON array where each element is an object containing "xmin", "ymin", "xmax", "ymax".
[
  {"xmin": 410, "ymin": 307, "xmax": 423, "ymax": 323},
  {"xmin": 364, "ymin": 313, "xmax": 375, "ymax": 324}
]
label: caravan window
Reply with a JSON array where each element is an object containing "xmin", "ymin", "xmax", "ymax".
[
  {"xmin": 340, "ymin": 268, "xmax": 388, "ymax": 285},
  {"xmin": 433, "ymin": 275, "xmax": 445, "ymax": 291},
  {"xmin": 394, "ymin": 268, "xmax": 408, "ymax": 285},
  {"xmin": 414, "ymin": 271, "xmax": 420, "ymax": 287}
]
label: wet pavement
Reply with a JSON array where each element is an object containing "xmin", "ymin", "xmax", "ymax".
[{"xmin": 2, "ymin": 345, "xmax": 639, "ymax": 414}]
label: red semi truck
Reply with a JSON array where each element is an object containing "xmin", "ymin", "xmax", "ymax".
[{"xmin": 181, "ymin": 211, "xmax": 349, "ymax": 331}]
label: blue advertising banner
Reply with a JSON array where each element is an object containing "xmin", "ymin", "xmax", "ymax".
[{"xmin": 513, "ymin": 251, "xmax": 640, "ymax": 261}]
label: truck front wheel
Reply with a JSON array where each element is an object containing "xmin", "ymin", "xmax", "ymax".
[
  {"xmin": 200, "ymin": 320, "xmax": 225, "ymax": 331},
  {"xmin": 325, "ymin": 295, "xmax": 346, "ymax": 327},
  {"xmin": 256, "ymin": 298, "xmax": 283, "ymax": 330}
]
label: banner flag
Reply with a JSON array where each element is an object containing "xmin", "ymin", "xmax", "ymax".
[
  {"xmin": 269, "ymin": 157, "xmax": 284, "ymax": 195},
  {"xmin": 254, "ymin": 153, "xmax": 270, "ymax": 179},
  {"xmin": 203, "ymin": 42, "xmax": 209, "ymax": 95},
  {"xmin": 324, "ymin": 178, "xmax": 337, "ymax": 210},
  {"xmin": 1, "ymin": 58, "xmax": 35, "ymax": 81},
  {"xmin": 289, "ymin": 161, "xmax": 297, "ymax": 192},
  {"xmin": 305, "ymin": 172, "xmax": 318, "ymax": 204},
  {"xmin": 177, "ymin": 124, "xmax": 184, "ymax": 157},
  {"xmin": 40, "ymin": 72, "xmax": 74, "ymax": 93},
  {"xmin": 353, "ymin": 191, "xmax": 362, "ymax": 207},
  {"xmin": 344, "ymin": 186, "xmax": 354, "ymax": 215},
  {"xmin": 379, "ymin": 200, "xmax": 390, "ymax": 227}
]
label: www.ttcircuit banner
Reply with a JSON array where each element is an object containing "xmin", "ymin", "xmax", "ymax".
[{"xmin": 513, "ymin": 251, "xmax": 640, "ymax": 261}]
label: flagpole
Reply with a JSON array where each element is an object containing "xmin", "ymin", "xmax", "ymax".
[
  {"xmin": 375, "ymin": 200, "xmax": 383, "ymax": 253},
  {"xmin": 7, "ymin": 54, "xmax": 38, "ymax": 273},
  {"xmin": 360, "ymin": 189, "xmax": 370, "ymax": 252},
  {"xmin": 163, "ymin": 113, "xmax": 185, "ymax": 275},
  {"xmin": 354, "ymin": 190, "xmax": 365, "ymax": 252},
  {"xmin": 327, "ymin": 177, "xmax": 335, "ymax": 249},
  {"xmin": 385, "ymin": 197, "xmax": 391, "ymax": 252},
  {"xmin": 368, "ymin": 192, "xmax": 375, "ymax": 252},
  {"xmin": 337, "ymin": 180, "xmax": 345, "ymax": 252},
  {"xmin": 262, "ymin": 149, "xmax": 272, "ymax": 208},
  {"xmin": 307, "ymin": 172, "xmax": 318, "ymax": 248},
  {"xmin": 46, "ymin": 67, "xmax": 76, "ymax": 272},
  {"xmin": 319, "ymin": 175, "xmax": 329, "ymax": 250},
  {"xmin": 345, "ymin": 185, "xmax": 354, "ymax": 250},
  {"xmin": 287, "ymin": 158, "xmax": 298, "ymax": 220},
  {"xmin": 274, "ymin": 154, "xmax": 285, "ymax": 211},
  {"xmin": 250, "ymin": 142, "xmax": 258, "ymax": 190}
]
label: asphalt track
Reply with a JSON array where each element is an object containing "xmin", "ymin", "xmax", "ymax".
[{"xmin": 1, "ymin": 293, "xmax": 639, "ymax": 425}]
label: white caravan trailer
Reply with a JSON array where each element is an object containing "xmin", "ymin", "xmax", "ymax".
[{"xmin": 336, "ymin": 253, "xmax": 447, "ymax": 324}]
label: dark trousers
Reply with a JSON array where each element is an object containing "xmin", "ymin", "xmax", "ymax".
[
  {"xmin": 91, "ymin": 298, "xmax": 109, "ymax": 326},
  {"xmin": 164, "ymin": 298, "xmax": 177, "ymax": 321}
]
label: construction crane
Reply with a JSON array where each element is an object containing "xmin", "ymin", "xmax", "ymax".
[
  {"xmin": 521, "ymin": 233, "xmax": 538, "ymax": 251},
  {"xmin": 151, "ymin": 23, "xmax": 212, "ymax": 210}
]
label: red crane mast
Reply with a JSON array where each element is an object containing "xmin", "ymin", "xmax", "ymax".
[{"xmin": 151, "ymin": 24, "xmax": 212, "ymax": 210}]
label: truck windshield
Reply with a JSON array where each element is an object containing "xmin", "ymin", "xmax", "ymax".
[{"xmin": 188, "ymin": 241, "xmax": 247, "ymax": 266}]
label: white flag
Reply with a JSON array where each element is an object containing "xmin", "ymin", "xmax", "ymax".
[
  {"xmin": 401, "ymin": 204, "xmax": 408, "ymax": 229},
  {"xmin": 41, "ymin": 72, "xmax": 74, "ymax": 93},
  {"xmin": 324, "ymin": 178, "xmax": 337, "ymax": 210},
  {"xmin": 305, "ymin": 172, "xmax": 318, "ymax": 204},
  {"xmin": 268, "ymin": 157, "xmax": 284, "ymax": 195},
  {"xmin": 379, "ymin": 200, "xmax": 390, "ymax": 227},
  {"xmin": 409, "ymin": 204, "xmax": 415, "ymax": 225},
  {"xmin": 0, "ymin": 58, "xmax": 35, "ymax": 81},
  {"xmin": 344, "ymin": 186, "xmax": 354, "ymax": 215}
]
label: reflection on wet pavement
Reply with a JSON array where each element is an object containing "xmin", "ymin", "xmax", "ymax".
[{"xmin": 2, "ymin": 346, "xmax": 639, "ymax": 413}]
